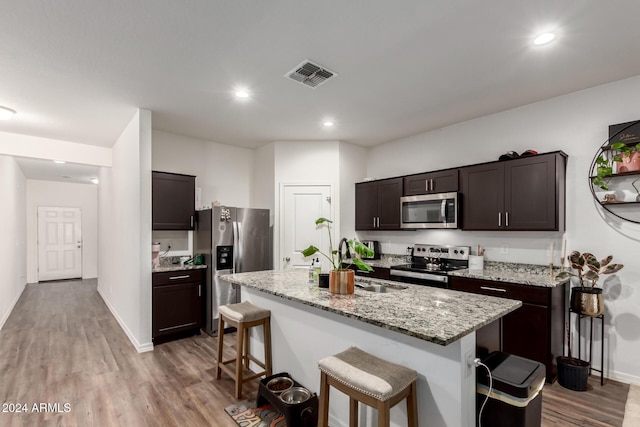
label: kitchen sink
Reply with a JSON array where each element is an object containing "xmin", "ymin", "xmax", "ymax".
[{"xmin": 355, "ymin": 282, "xmax": 407, "ymax": 293}]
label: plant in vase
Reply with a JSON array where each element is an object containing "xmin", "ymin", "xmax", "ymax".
[
  {"xmin": 555, "ymin": 251, "xmax": 624, "ymax": 316},
  {"xmin": 592, "ymin": 141, "xmax": 640, "ymax": 190},
  {"xmin": 301, "ymin": 217, "xmax": 374, "ymax": 294}
]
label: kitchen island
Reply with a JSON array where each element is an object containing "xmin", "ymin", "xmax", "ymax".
[{"xmin": 221, "ymin": 269, "xmax": 521, "ymax": 427}]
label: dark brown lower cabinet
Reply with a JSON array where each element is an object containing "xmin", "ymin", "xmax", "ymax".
[
  {"xmin": 450, "ymin": 276, "xmax": 565, "ymax": 383},
  {"xmin": 355, "ymin": 266, "xmax": 390, "ymax": 280},
  {"xmin": 152, "ymin": 269, "xmax": 205, "ymax": 343}
]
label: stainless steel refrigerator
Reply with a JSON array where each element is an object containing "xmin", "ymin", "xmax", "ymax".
[{"xmin": 195, "ymin": 206, "xmax": 272, "ymax": 335}]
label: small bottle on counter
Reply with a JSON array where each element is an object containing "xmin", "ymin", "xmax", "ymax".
[
  {"xmin": 314, "ymin": 257, "xmax": 321, "ymax": 283},
  {"xmin": 308, "ymin": 259, "xmax": 315, "ymax": 282}
]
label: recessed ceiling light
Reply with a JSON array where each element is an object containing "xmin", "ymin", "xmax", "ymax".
[
  {"xmin": 533, "ymin": 32, "xmax": 556, "ymax": 46},
  {"xmin": 90, "ymin": 178, "xmax": 99, "ymax": 184},
  {"xmin": 323, "ymin": 121, "xmax": 335, "ymax": 127},
  {"xmin": 53, "ymin": 160, "xmax": 66, "ymax": 164},
  {"xmin": 234, "ymin": 89, "xmax": 250, "ymax": 99},
  {"xmin": 0, "ymin": 106, "xmax": 16, "ymax": 120}
]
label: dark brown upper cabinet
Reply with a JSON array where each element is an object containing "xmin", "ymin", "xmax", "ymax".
[
  {"xmin": 459, "ymin": 152, "xmax": 566, "ymax": 231},
  {"xmin": 403, "ymin": 169, "xmax": 459, "ymax": 196},
  {"xmin": 152, "ymin": 171, "xmax": 196, "ymax": 230},
  {"xmin": 355, "ymin": 177, "xmax": 403, "ymax": 230}
]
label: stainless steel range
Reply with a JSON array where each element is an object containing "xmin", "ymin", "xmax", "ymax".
[{"xmin": 389, "ymin": 244, "xmax": 470, "ymax": 288}]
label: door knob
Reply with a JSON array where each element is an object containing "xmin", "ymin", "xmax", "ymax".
[{"xmin": 284, "ymin": 257, "xmax": 291, "ymax": 262}]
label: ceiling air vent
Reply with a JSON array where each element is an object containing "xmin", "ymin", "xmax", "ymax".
[{"xmin": 285, "ymin": 60, "xmax": 337, "ymax": 89}]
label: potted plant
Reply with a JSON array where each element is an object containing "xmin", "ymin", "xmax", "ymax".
[
  {"xmin": 555, "ymin": 251, "xmax": 624, "ymax": 316},
  {"xmin": 556, "ymin": 322, "xmax": 591, "ymax": 391},
  {"xmin": 301, "ymin": 217, "xmax": 374, "ymax": 294},
  {"xmin": 592, "ymin": 141, "xmax": 640, "ymax": 190}
]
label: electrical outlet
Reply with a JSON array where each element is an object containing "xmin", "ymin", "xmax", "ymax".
[
  {"xmin": 464, "ymin": 350, "xmax": 474, "ymax": 378},
  {"xmin": 500, "ymin": 244, "xmax": 509, "ymax": 254}
]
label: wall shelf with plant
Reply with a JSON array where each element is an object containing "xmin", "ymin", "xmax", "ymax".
[{"xmin": 589, "ymin": 119, "xmax": 640, "ymax": 223}]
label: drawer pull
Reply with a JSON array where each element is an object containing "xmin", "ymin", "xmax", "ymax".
[
  {"xmin": 480, "ymin": 286, "xmax": 507, "ymax": 293},
  {"xmin": 169, "ymin": 275, "xmax": 190, "ymax": 280}
]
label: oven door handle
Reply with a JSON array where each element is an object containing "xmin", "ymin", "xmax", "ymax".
[{"xmin": 390, "ymin": 269, "xmax": 448, "ymax": 283}]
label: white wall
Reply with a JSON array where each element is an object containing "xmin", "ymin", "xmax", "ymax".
[
  {"xmin": 0, "ymin": 155, "xmax": 27, "ymax": 330},
  {"xmin": 339, "ymin": 142, "xmax": 367, "ymax": 241},
  {"xmin": 365, "ymin": 75, "xmax": 640, "ymax": 384},
  {"xmin": 0, "ymin": 131, "xmax": 111, "ymax": 167},
  {"xmin": 98, "ymin": 109, "xmax": 153, "ymax": 352},
  {"xmin": 273, "ymin": 141, "xmax": 340, "ymax": 270},
  {"xmin": 152, "ymin": 130, "xmax": 253, "ymax": 208},
  {"xmin": 25, "ymin": 180, "xmax": 98, "ymax": 282}
]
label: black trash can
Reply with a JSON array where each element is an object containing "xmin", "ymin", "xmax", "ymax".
[{"xmin": 476, "ymin": 352, "xmax": 546, "ymax": 427}]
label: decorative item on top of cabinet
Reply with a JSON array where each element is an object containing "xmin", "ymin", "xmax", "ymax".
[
  {"xmin": 152, "ymin": 171, "xmax": 196, "ymax": 230},
  {"xmin": 355, "ymin": 177, "xmax": 403, "ymax": 230},
  {"xmin": 459, "ymin": 151, "xmax": 567, "ymax": 231},
  {"xmin": 403, "ymin": 168, "xmax": 459, "ymax": 196},
  {"xmin": 589, "ymin": 120, "xmax": 640, "ymax": 223}
]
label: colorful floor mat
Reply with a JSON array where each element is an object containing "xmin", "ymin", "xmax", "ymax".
[{"xmin": 224, "ymin": 400, "xmax": 286, "ymax": 427}]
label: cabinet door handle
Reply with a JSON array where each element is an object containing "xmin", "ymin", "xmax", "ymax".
[
  {"xmin": 498, "ymin": 212, "xmax": 502, "ymax": 227},
  {"xmin": 198, "ymin": 285, "xmax": 201, "ymax": 297},
  {"xmin": 430, "ymin": 179, "xmax": 434, "ymax": 192},
  {"xmin": 480, "ymin": 286, "xmax": 507, "ymax": 293},
  {"xmin": 506, "ymin": 212, "xmax": 509, "ymax": 227},
  {"xmin": 426, "ymin": 180, "xmax": 429, "ymax": 192},
  {"xmin": 190, "ymin": 215, "xmax": 194, "ymax": 227},
  {"xmin": 373, "ymin": 217, "xmax": 377, "ymax": 228},
  {"xmin": 377, "ymin": 217, "xmax": 380, "ymax": 228},
  {"xmin": 169, "ymin": 275, "xmax": 190, "ymax": 280}
]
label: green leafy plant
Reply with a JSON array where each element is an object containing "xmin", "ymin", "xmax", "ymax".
[
  {"xmin": 301, "ymin": 217, "xmax": 374, "ymax": 272},
  {"xmin": 555, "ymin": 250, "xmax": 623, "ymax": 290},
  {"xmin": 592, "ymin": 142, "xmax": 640, "ymax": 190}
]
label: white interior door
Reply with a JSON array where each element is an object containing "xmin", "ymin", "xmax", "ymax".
[
  {"xmin": 280, "ymin": 185, "xmax": 332, "ymax": 270},
  {"xmin": 37, "ymin": 207, "xmax": 82, "ymax": 281}
]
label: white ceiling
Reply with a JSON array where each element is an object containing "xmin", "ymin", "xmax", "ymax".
[{"xmin": 2, "ymin": 1, "xmax": 640, "ymax": 167}]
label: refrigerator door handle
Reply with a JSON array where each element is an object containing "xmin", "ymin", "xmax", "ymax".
[{"xmin": 232, "ymin": 220, "xmax": 240, "ymax": 273}]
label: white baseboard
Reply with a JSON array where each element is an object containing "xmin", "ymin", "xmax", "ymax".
[
  {"xmin": 609, "ymin": 370, "xmax": 640, "ymax": 386},
  {"xmin": 97, "ymin": 288, "xmax": 154, "ymax": 353},
  {"xmin": 0, "ymin": 281, "xmax": 26, "ymax": 330}
]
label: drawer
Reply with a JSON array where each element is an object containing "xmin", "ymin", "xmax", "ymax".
[
  {"xmin": 450, "ymin": 277, "xmax": 549, "ymax": 305},
  {"xmin": 153, "ymin": 269, "xmax": 205, "ymax": 286}
]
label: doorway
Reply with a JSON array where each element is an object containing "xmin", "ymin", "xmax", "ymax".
[
  {"xmin": 37, "ymin": 206, "xmax": 83, "ymax": 281},
  {"xmin": 280, "ymin": 184, "xmax": 332, "ymax": 270}
]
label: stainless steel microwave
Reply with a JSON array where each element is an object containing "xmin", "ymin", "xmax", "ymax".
[{"xmin": 400, "ymin": 192, "xmax": 459, "ymax": 229}]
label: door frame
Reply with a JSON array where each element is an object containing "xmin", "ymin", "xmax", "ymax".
[{"xmin": 277, "ymin": 183, "xmax": 335, "ymax": 271}]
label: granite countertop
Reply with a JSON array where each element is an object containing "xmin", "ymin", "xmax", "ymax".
[
  {"xmin": 152, "ymin": 264, "xmax": 207, "ymax": 273},
  {"xmin": 449, "ymin": 261, "xmax": 570, "ymax": 288},
  {"xmin": 220, "ymin": 269, "xmax": 521, "ymax": 346},
  {"xmin": 359, "ymin": 254, "xmax": 407, "ymax": 268}
]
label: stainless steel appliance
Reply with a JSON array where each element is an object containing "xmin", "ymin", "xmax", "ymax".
[
  {"xmin": 195, "ymin": 206, "xmax": 272, "ymax": 335},
  {"xmin": 400, "ymin": 192, "xmax": 459, "ymax": 229},
  {"xmin": 389, "ymin": 244, "xmax": 469, "ymax": 288}
]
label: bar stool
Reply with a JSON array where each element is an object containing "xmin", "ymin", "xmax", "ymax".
[
  {"xmin": 215, "ymin": 301, "xmax": 273, "ymax": 399},
  {"xmin": 318, "ymin": 346, "xmax": 418, "ymax": 427}
]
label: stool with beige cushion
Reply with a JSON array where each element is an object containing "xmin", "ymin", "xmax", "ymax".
[
  {"xmin": 215, "ymin": 301, "xmax": 272, "ymax": 399},
  {"xmin": 318, "ymin": 346, "xmax": 418, "ymax": 427}
]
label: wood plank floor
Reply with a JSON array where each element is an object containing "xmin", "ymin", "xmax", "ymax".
[{"xmin": 0, "ymin": 279, "xmax": 630, "ymax": 426}]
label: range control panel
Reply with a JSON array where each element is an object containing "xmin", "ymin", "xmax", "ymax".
[{"xmin": 412, "ymin": 244, "xmax": 470, "ymax": 260}]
